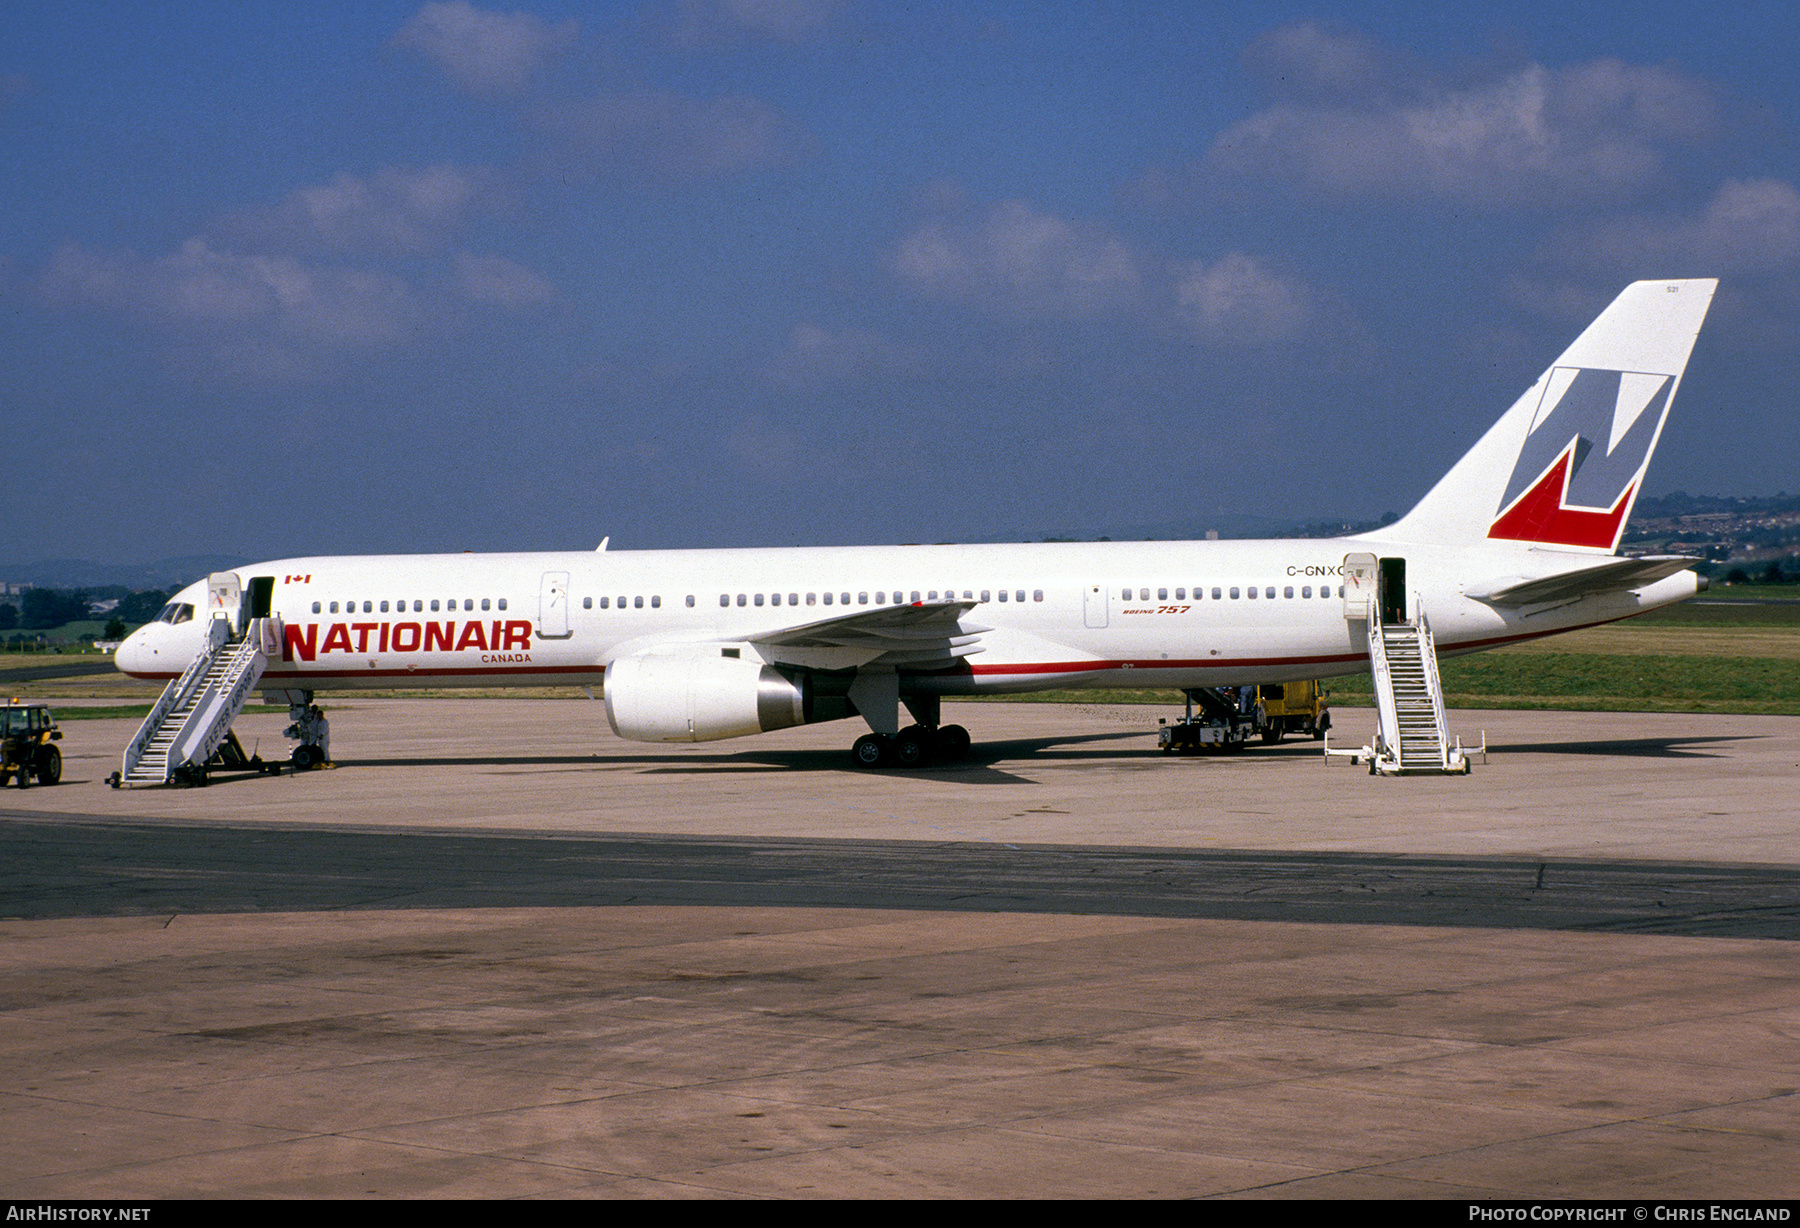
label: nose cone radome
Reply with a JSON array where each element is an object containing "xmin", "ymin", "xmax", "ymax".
[{"xmin": 114, "ymin": 624, "xmax": 158, "ymax": 677}]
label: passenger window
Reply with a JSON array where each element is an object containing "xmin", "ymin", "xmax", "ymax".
[
  {"xmin": 498, "ymin": 598, "xmax": 507, "ymax": 611},
  {"xmin": 481, "ymin": 598, "xmax": 491, "ymax": 611},
  {"xmin": 998, "ymin": 590, "xmax": 1008, "ymax": 602},
  {"xmin": 1284, "ymin": 587, "xmax": 1294, "ymax": 599},
  {"xmin": 981, "ymin": 590, "xmax": 991, "ymax": 602},
  {"xmin": 737, "ymin": 594, "xmax": 746, "ymax": 607},
  {"xmin": 1247, "ymin": 586, "xmax": 1257, "ymax": 599},
  {"xmin": 584, "ymin": 597, "xmax": 593, "ymax": 609},
  {"xmin": 600, "ymin": 597, "xmax": 610, "ymax": 609},
  {"xmin": 807, "ymin": 593, "xmax": 816, "ymax": 605},
  {"xmin": 875, "ymin": 592, "xmax": 886, "ymax": 604},
  {"xmin": 1266, "ymin": 587, "xmax": 1275, "ymax": 599},
  {"xmin": 634, "ymin": 596, "xmax": 643, "ymax": 609},
  {"xmin": 1158, "ymin": 588, "xmax": 1167, "ymax": 601},
  {"xmin": 1173, "ymin": 589, "xmax": 1182, "ymax": 600},
  {"xmin": 841, "ymin": 593, "xmax": 851, "ymax": 605},
  {"xmin": 1302, "ymin": 586, "xmax": 1312, "ymax": 599},
  {"xmin": 1212, "ymin": 587, "xmax": 1222, "ymax": 600},
  {"xmin": 686, "ymin": 595, "xmax": 695, "ymax": 608},
  {"xmin": 911, "ymin": 591, "xmax": 921, "ymax": 603},
  {"xmin": 651, "ymin": 595, "xmax": 661, "ymax": 608},
  {"xmin": 788, "ymin": 593, "xmax": 798, "ymax": 606},
  {"xmin": 1033, "ymin": 590, "xmax": 1043, "ymax": 602},
  {"xmin": 755, "ymin": 594, "xmax": 765, "ymax": 607},
  {"xmin": 858, "ymin": 592, "xmax": 868, "ymax": 605},
  {"xmin": 312, "ymin": 601, "xmax": 322, "ymax": 614},
  {"xmin": 362, "ymin": 601, "xmax": 372, "ymax": 613},
  {"xmin": 1121, "ymin": 588, "xmax": 1130, "ymax": 600},
  {"xmin": 464, "ymin": 599, "xmax": 474, "ymax": 611},
  {"xmin": 380, "ymin": 601, "xmax": 390, "ymax": 613},
  {"xmin": 1230, "ymin": 587, "xmax": 1240, "ymax": 599},
  {"xmin": 823, "ymin": 592, "xmax": 833, "ymax": 605}
]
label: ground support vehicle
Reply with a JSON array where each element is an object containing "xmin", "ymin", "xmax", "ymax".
[
  {"xmin": 1159, "ymin": 688, "xmax": 1259, "ymax": 753},
  {"xmin": 1, "ymin": 701, "xmax": 63, "ymax": 787},
  {"xmin": 1256, "ymin": 681, "xmax": 1331, "ymax": 743}
]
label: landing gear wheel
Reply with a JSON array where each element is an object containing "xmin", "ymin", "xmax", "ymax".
[
  {"xmin": 35, "ymin": 746, "xmax": 60, "ymax": 785},
  {"xmin": 291, "ymin": 745, "xmax": 320, "ymax": 771},
  {"xmin": 936, "ymin": 724, "xmax": 971, "ymax": 761},
  {"xmin": 894, "ymin": 726, "xmax": 932, "ymax": 768},
  {"xmin": 851, "ymin": 733, "xmax": 893, "ymax": 769}
]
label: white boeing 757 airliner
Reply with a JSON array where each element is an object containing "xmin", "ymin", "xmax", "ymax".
[{"xmin": 118, "ymin": 279, "xmax": 1716, "ymax": 769}]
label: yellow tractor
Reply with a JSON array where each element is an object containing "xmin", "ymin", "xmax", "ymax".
[{"xmin": 1, "ymin": 701, "xmax": 63, "ymax": 787}]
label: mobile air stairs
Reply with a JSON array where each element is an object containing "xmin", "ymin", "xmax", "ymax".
[
  {"xmin": 1325, "ymin": 553, "xmax": 1483, "ymax": 776},
  {"xmin": 112, "ymin": 573, "xmax": 280, "ymax": 787}
]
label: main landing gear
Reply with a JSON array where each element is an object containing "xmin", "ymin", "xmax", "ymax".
[{"xmin": 851, "ymin": 723, "xmax": 972, "ymax": 770}]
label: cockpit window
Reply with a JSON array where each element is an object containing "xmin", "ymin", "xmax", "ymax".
[{"xmin": 156, "ymin": 602, "xmax": 196, "ymax": 625}]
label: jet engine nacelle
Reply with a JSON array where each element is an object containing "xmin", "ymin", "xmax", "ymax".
[{"xmin": 604, "ymin": 652, "xmax": 809, "ymax": 743}]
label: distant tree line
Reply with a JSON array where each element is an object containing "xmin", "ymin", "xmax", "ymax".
[{"xmin": 0, "ymin": 587, "xmax": 170, "ymax": 632}]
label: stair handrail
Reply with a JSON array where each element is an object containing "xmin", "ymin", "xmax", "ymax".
[
  {"xmin": 167, "ymin": 633, "xmax": 267, "ymax": 772},
  {"xmin": 1414, "ymin": 603, "xmax": 1452, "ymax": 770},
  {"xmin": 1367, "ymin": 615, "xmax": 1400, "ymax": 766}
]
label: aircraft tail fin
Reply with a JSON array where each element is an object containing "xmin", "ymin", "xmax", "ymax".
[{"xmin": 1377, "ymin": 279, "xmax": 1717, "ymax": 553}]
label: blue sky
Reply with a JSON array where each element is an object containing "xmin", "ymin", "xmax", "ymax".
[{"xmin": 5, "ymin": 1, "xmax": 1797, "ymax": 562}]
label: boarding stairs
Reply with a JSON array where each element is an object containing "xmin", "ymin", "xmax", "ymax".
[
  {"xmin": 1370, "ymin": 615, "xmax": 1460, "ymax": 773},
  {"xmin": 119, "ymin": 615, "xmax": 274, "ymax": 786},
  {"xmin": 1326, "ymin": 604, "xmax": 1479, "ymax": 775}
]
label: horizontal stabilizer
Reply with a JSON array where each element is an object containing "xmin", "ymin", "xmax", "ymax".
[{"xmin": 1466, "ymin": 555, "xmax": 1700, "ymax": 606}]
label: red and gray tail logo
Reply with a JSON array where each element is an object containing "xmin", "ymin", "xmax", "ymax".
[{"xmin": 1488, "ymin": 367, "xmax": 1673, "ymax": 550}]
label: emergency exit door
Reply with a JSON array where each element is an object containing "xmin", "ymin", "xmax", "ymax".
[{"xmin": 538, "ymin": 571, "xmax": 571, "ymax": 638}]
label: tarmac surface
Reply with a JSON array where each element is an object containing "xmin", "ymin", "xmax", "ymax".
[{"xmin": 2, "ymin": 699, "xmax": 1797, "ymax": 1199}]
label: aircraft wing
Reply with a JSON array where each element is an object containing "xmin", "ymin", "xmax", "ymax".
[
  {"xmin": 1466, "ymin": 555, "xmax": 1701, "ymax": 606},
  {"xmin": 750, "ymin": 601, "xmax": 990, "ymax": 669}
]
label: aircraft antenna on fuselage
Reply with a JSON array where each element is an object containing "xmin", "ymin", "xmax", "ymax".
[{"xmin": 596, "ymin": 537, "xmax": 609, "ymax": 552}]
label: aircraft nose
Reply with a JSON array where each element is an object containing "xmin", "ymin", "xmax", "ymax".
[{"xmin": 115, "ymin": 625, "xmax": 156, "ymax": 677}]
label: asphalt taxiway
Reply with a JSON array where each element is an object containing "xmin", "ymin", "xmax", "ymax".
[{"xmin": 1, "ymin": 700, "xmax": 1796, "ymax": 1198}]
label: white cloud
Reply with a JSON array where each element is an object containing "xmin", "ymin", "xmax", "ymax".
[
  {"xmin": 215, "ymin": 165, "xmax": 492, "ymax": 254},
  {"xmin": 394, "ymin": 1, "xmax": 577, "ymax": 97},
  {"xmin": 538, "ymin": 90, "xmax": 808, "ymax": 180},
  {"xmin": 1573, "ymin": 178, "xmax": 1800, "ymax": 273},
  {"xmin": 765, "ymin": 323, "xmax": 923, "ymax": 388},
  {"xmin": 43, "ymin": 240, "xmax": 417, "ymax": 341},
  {"xmin": 1240, "ymin": 22, "xmax": 1397, "ymax": 103},
  {"xmin": 454, "ymin": 251, "xmax": 557, "ymax": 306},
  {"xmin": 1173, "ymin": 254, "xmax": 1312, "ymax": 345},
  {"xmin": 892, "ymin": 200, "xmax": 1139, "ymax": 315},
  {"xmin": 1206, "ymin": 50, "xmax": 1716, "ymax": 206}
]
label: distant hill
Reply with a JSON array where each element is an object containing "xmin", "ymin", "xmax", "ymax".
[{"xmin": 0, "ymin": 555, "xmax": 251, "ymax": 591}]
